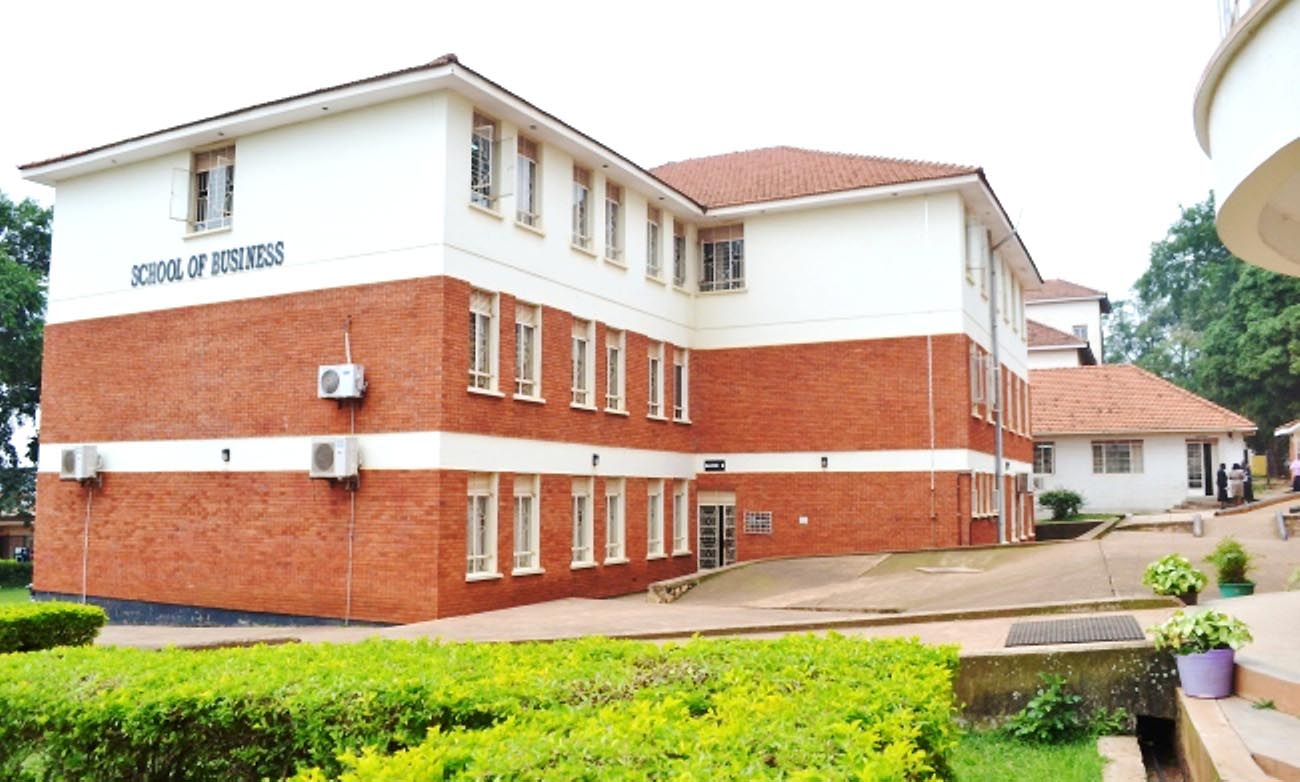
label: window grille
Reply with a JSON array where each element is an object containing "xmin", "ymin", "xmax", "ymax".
[
  {"xmin": 646, "ymin": 207, "xmax": 662, "ymax": 277},
  {"xmin": 672, "ymin": 482, "xmax": 688, "ymax": 552},
  {"xmin": 466, "ymin": 474, "xmax": 495, "ymax": 574},
  {"xmin": 1034, "ymin": 443, "xmax": 1055, "ymax": 475},
  {"xmin": 699, "ymin": 224, "xmax": 744, "ymax": 291},
  {"xmin": 606, "ymin": 330, "xmax": 624, "ymax": 410},
  {"xmin": 572, "ymin": 166, "xmax": 592, "ymax": 248},
  {"xmin": 515, "ymin": 304, "xmax": 539, "ymax": 397},
  {"xmin": 672, "ymin": 350, "xmax": 688, "ymax": 421},
  {"xmin": 192, "ymin": 146, "xmax": 235, "ymax": 232},
  {"xmin": 672, "ymin": 220, "xmax": 687, "ymax": 286},
  {"xmin": 605, "ymin": 182, "xmax": 623, "ymax": 261},
  {"xmin": 647, "ymin": 481, "xmax": 664, "ymax": 556},
  {"xmin": 513, "ymin": 476, "xmax": 538, "ymax": 570},
  {"xmin": 470, "ymin": 114, "xmax": 497, "ymax": 208},
  {"xmin": 648, "ymin": 343, "xmax": 663, "ymax": 417},
  {"xmin": 469, "ymin": 290, "xmax": 495, "ymax": 390},
  {"xmin": 1092, "ymin": 440, "xmax": 1144, "ymax": 474},
  {"xmin": 516, "ymin": 136, "xmax": 540, "ymax": 226},
  {"xmin": 572, "ymin": 319, "xmax": 592, "ymax": 405},
  {"xmin": 605, "ymin": 480, "xmax": 625, "ymax": 560},
  {"xmin": 744, "ymin": 511, "xmax": 773, "ymax": 535},
  {"xmin": 571, "ymin": 478, "xmax": 593, "ymax": 564}
]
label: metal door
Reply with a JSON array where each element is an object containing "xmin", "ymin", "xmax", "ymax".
[{"xmin": 698, "ymin": 504, "xmax": 736, "ymax": 570}]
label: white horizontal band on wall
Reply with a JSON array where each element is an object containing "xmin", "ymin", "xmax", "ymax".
[{"xmin": 40, "ymin": 434, "xmax": 1029, "ymax": 477}]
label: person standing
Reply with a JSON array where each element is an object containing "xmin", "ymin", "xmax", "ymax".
[
  {"xmin": 1217, "ymin": 463, "xmax": 1230, "ymax": 507},
  {"xmin": 1243, "ymin": 462, "xmax": 1255, "ymax": 503},
  {"xmin": 1228, "ymin": 463, "xmax": 1245, "ymax": 505},
  {"xmin": 1291, "ymin": 455, "xmax": 1300, "ymax": 492}
]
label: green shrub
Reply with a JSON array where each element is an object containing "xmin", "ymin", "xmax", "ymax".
[
  {"xmin": 0, "ymin": 560, "xmax": 33, "ymax": 588},
  {"xmin": 1148, "ymin": 609, "xmax": 1252, "ymax": 655},
  {"xmin": 0, "ymin": 602, "xmax": 106, "ymax": 653},
  {"xmin": 1142, "ymin": 554, "xmax": 1208, "ymax": 596},
  {"xmin": 0, "ymin": 635, "xmax": 958, "ymax": 782},
  {"xmin": 1038, "ymin": 489, "xmax": 1084, "ymax": 520},
  {"xmin": 1205, "ymin": 537, "xmax": 1255, "ymax": 585},
  {"xmin": 1001, "ymin": 673, "xmax": 1130, "ymax": 744}
]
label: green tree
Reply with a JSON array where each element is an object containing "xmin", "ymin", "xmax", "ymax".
[{"xmin": 0, "ymin": 192, "xmax": 50, "ymax": 513}]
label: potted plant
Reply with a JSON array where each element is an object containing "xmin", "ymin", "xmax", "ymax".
[
  {"xmin": 1149, "ymin": 609, "xmax": 1252, "ymax": 698},
  {"xmin": 1142, "ymin": 554, "xmax": 1208, "ymax": 605},
  {"xmin": 1205, "ymin": 537, "xmax": 1256, "ymax": 597}
]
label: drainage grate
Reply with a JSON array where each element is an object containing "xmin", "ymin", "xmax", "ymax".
[{"xmin": 1005, "ymin": 615, "xmax": 1145, "ymax": 647}]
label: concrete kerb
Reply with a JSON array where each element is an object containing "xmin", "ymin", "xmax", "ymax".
[
  {"xmin": 1098, "ymin": 735, "xmax": 1146, "ymax": 782},
  {"xmin": 1216, "ymin": 491, "xmax": 1297, "ymax": 517},
  {"xmin": 1079, "ymin": 516, "xmax": 1127, "ymax": 540}
]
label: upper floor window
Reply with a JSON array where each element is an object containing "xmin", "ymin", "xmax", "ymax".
[
  {"xmin": 515, "ymin": 302, "xmax": 541, "ymax": 398},
  {"xmin": 516, "ymin": 136, "xmax": 541, "ymax": 227},
  {"xmin": 672, "ymin": 220, "xmax": 687, "ymax": 287},
  {"xmin": 646, "ymin": 207, "xmax": 662, "ymax": 279},
  {"xmin": 1072, "ymin": 324, "xmax": 1088, "ymax": 341},
  {"xmin": 604, "ymin": 182, "xmax": 624, "ymax": 262},
  {"xmin": 571, "ymin": 318, "xmax": 595, "ymax": 407},
  {"xmin": 470, "ymin": 112, "xmax": 499, "ymax": 210},
  {"xmin": 672, "ymin": 349, "xmax": 689, "ymax": 422},
  {"xmin": 469, "ymin": 289, "xmax": 498, "ymax": 392},
  {"xmin": 572, "ymin": 166, "xmax": 593, "ymax": 249},
  {"xmin": 191, "ymin": 146, "xmax": 235, "ymax": 232},
  {"xmin": 647, "ymin": 342, "xmax": 664, "ymax": 418},
  {"xmin": 699, "ymin": 224, "xmax": 744, "ymax": 292},
  {"xmin": 605, "ymin": 329, "xmax": 625, "ymax": 412}
]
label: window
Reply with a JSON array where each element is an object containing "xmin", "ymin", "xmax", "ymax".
[
  {"xmin": 604, "ymin": 182, "xmax": 624, "ymax": 262},
  {"xmin": 470, "ymin": 113, "xmax": 498, "ymax": 209},
  {"xmin": 191, "ymin": 146, "xmax": 235, "ymax": 232},
  {"xmin": 647, "ymin": 480, "xmax": 664, "ymax": 557},
  {"xmin": 1001, "ymin": 260, "xmax": 1010, "ymax": 322},
  {"xmin": 466, "ymin": 474, "xmax": 497, "ymax": 576},
  {"xmin": 1093, "ymin": 440, "xmax": 1143, "ymax": 474},
  {"xmin": 647, "ymin": 342, "xmax": 664, "ymax": 417},
  {"xmin": 571, "ymin": 319, "xmax": 595, "ymax": 407},
  {"xmin": 964, "ymin": 219, "xmax": 983, "ymax": 284},
  {"xmin": 672, "ymin": 220, "xmax": 687, "ymax": 287},
  {"xmin": 699, "ymin": 224, "xmax": 744, "ymax": 291},
  {"xmin": 969, "ymin": 344, "xmax": 988, "ymax": 417},
  {"xmin": 744, "ymin": 511, "xmax": 773, "ymax": 535},
  {"xmin": 572, "ymin": 166, "xmax": 593, "ymax": 249},
  {"xmin": 571, "ymin": 477, "xmax": 594, "ymax": 566},
  {"xmin": 672, "ymin": 349, "xmax": 688, "ymax": 421},
  {"xmin": 515, "ymin": 303, "xmax": 541, "ymax": 398},
  {"xmin": 469, "ymin": 289, "xmax": 497, "ymax": 391},
  {"xmin": 1034, "ymin": 443, "xmax": 1055, "ymax": 475},
  {"xmin": 513, "ymin": 475, "xmax": 540, "ymax": 572},
  {"xmin": 672, "ymin": 481, "xmax": 688, "ymax": 553},
  {"xmin": 605, "ymin": 329, "xmax": 625, "ymax": 411},
  {"xmin": 605, "ymin": 478, "xmax": 625, "ymax": 561},
  {"xmin": 516, "ymin": 136, "xmax": 541, "ymax": 227},
  {"xmin": 1072, "ymin": 324, "xmax": 1088, "ymax": 341},
  {"xmin": 646, "ymin": 207, "xmax": 662, "ymax": 278},
  {"xmin": 972, "ymin": 472, "xmax": 996, "ymax": 517},
  {"xmin": 1187, "ymin": 443, "xmax": 1206, "ymax": 489}
]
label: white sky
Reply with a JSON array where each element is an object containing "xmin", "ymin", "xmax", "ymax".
[{"xmin": 1, "ymin": 0, "xmax": 1223, "ymax": 302}]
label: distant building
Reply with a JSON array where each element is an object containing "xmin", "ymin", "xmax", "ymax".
[
  {"xmin": 0, "ymin": 513, "xmax": 33, "ymax": 560},
  {"xmin": 1027, "ymin": 320, "xmax": 1096, "ymax": 369},
  {"xmin": 1024, "ymin": 279, "xmax": 1110, "ymax": 367}
]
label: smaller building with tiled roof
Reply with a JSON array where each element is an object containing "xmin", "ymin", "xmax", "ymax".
[
  {"xmin": 1031, "ymin": 364, "xmax": 1254, "ymax": 513},
  {"xmin": 1027, "ymin": 319, "xmax": 1095, "ymax": 367},
  {"xmin": 1024, "ymin": 278, "xmax": 1111, "ymax": 367}
]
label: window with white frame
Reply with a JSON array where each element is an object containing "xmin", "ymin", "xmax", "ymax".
[
  {"xmin": 466, "ymin": 473, "xmax": 497, "ymax": 576},
  {"xmin": 1092, "ymin": 440, "xmax": 1143, "ymax": 474},
  {"xmin": 964, "ymin": 218, "xmax": 983, "ymax": 284},
  {"xmin": 470, "ymin": 112, "xmax": 498, "ymax": 209},
  {"xmin": 646, "ymin": 206, "xmax": 662, "ymax": 278},
  {"xmin": 515, "ymin": 302, "xmax": 541, "ymax": 398},
  {"xmin": 571, "ymin": 319, "xmax": 594, "ymax": 407},
  {"xmin": 513, "ymin": 475, "xmax": 540, "ymax": 571},
  {"xmin": 191, "ymin": 146, "xmax": 235, "ymax": 232},
  {"xmin": 604, "ymin": 182, "xmax": 624, "ymax": 262},
  {"xmin": 672, "ymin": 481, "xmax": 688, "ymax": 553},
  {"xmin": 647, "ymin": 342, "xmax": 664, "ymax": 417},
  {"xmin": 699, "ymin": 224, "xmax": 744, "ymax": 291},
  {"xmin": 972, "ymin": 472, "xmax": 996, "ymax": 517},
  {"xmin": 1001, "ymin": 260, "xmax": 1011, "ymax": 322},
  {"xmin": 672, "ymin": 220, "xmax": 687, "ymax": 287},
  {"xmin": 469, "ymin": 289, "xmax": 497, "ymax": 391},
  {"xmin": 969, "ymin": 344, "xmax": 987, "ymax": 417},
  {"xmin": 1034, "ymin": 443, "xmax": 1055, "ymax": 475},
  {"xmin": 572, "ymin": 166, "xmax": 593, "ymax": 249},
  {"xmin": 1072, "ymin": 324, "xmax": 1088, "ymax": 341},
  {"xmin": 605, "ymin": 478, "xmax": 625, "ymax": 561},
  {"xmin": 605, "ymin": 329, "xmax": 625, "ymax": 411},
  {"xmin": 516, "ymin": 136, "xmax": 541, "ymax": 227},
  {"xmin": 672, "ymin": 349, "xmax": 688, "ymax": 421},
  {"xmin": 647, "ymin": 480, "xmax": 664, "ymax": 557},
  {"xmin": 571, "ymin": 477, "xmax": 593, "ymax": 565}
]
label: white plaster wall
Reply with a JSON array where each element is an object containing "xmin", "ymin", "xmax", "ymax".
[
  {"xmin": 1025, "ymin": 299, "xmax": 1103, "ymax": 360},
  {"xmin": 47, "ymin": 95, "xmax": 446, "ymax": 324},
  {"xmin": 1036, "ymin": 432, "xmax": 1248, "ymax": 513},
  {"xmin": 1028, "ymin": 348, "xmax": 1082, "ymax": 369},
  {"xmin": 959, "ymin": 200, "xmax": 1031, "ymax": 378}
]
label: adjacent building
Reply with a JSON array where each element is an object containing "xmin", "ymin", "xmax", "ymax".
[
  {"xmin": 21, "ymin": 55, "xmax": 1041, "ymax": 624},
  {"xmin": 1024, "ymin": 279, "xmax": 1110, "ymax": 367}
]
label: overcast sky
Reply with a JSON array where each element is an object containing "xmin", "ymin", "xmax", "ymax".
[{"xmin": 1, "ymin": 0, "xmax": 1223, "ymax": 301}]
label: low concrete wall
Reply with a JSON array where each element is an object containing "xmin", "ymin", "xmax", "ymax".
[
  {"xmin": 1035, "ymin": 521, "xmax": 1104, "ymax": 540},
  {"xmin": 956, "ymin": 642, "xmax": 1178, "ymax": 725}
]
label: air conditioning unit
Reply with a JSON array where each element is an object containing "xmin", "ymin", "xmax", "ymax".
[
  {"xmin": 318, "ymin": 364, "xmax": 366, "ymax": 399},
  {"xmin": 59, "ymin": 445, "xmax": 100, "ymax": 481},
  {"xmin": 309, "ymin": 436, "xmax": 360, "ymax": 479},
  {"xmin": 1015, "ymin": 473, "xmax": 1031, "ymax": 492},
  {"xmin": 1032, "ymin": 475, "xmax": 1045, "ymax": 491}
]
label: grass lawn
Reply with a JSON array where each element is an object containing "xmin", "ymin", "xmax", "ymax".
[
  {"xmin": 0, "ymin": 587, "xmax": 31, "ymax": 605},
  {"xmin": 952, "ymin": 731, "xmax": 1105, "ymax": 782}
]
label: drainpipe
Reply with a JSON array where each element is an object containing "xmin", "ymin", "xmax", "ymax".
[{"xmin": 988, "ymin": 231, "xmax": 1019, "ymax": 545}]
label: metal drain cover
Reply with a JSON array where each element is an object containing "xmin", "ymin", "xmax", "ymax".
[{"xmin": 1005, "ymin": 615, "xmax": 1145, "ymax": 647}]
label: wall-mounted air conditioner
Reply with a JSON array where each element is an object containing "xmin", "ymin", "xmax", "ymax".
[
  {"xmin": 1015, "ymin": 473, "xmax": 1031, "ymax": 492},
  {"xmin": 60, "ymin": 445, "xmax": 100, "ymax": 481},
  {"xmin": 1032, "ymin": 476, "xmax": 1045, "ymax": 491},
  {"xmin": 309, "ymin": 436, "xmax": 360, "ymax": 479},
  {"xmin": 318, "ymin": 364, "xmax": 366, "ymax": 399}
]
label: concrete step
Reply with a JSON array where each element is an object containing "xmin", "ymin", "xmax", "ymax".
[
  {"xmin": 1221, "ymin": 695, "xmax": 1300, "ymax": 782},
  {"xmin": 1177, "ymin": 689, "xmax": 1273, "ymax": 781},
  {"xmin": 1236, "ymin": 659, "xmax": 1300, "ymax": 720}
]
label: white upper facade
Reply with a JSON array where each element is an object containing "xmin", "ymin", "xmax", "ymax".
[{"xmin": 23, "ymin": 57, "xmax": 1040, "ymax": 365}]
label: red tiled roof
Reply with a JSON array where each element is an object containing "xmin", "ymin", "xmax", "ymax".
[
  {"xmin": 1025, "ymin": 279, "xmax": 1107, "ymax": 302},
  {"xmin": 649, "ymin": 146, "xmax": 978, "ymax": 208},
  {"xmin": 1031, "ymin": 365, "xmax": 1254, "ymax": 435},
  {"xmin": 1027, "ymin": 319, "xmax": 1085, "ymax": 348}
]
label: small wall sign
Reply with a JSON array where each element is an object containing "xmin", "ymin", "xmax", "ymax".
[{"xmin": 703, "ymin": 459, "xmax": 726, "ymax": 472}]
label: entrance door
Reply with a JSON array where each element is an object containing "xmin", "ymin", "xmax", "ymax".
[
  {"xmin": 698, "ymin": 504, "xmax": 736, "ymax": 570},
  {"xmin": 1187, "ymin": 442, "xmax": 1213, "ymax": 496}
]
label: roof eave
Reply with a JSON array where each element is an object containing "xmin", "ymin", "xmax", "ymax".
[{"xmin": 1034, "ymin": 426, "xmax": 1258, "ymax": 437}]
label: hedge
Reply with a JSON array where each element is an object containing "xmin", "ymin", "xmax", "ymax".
[
  {"xmin": 0, "ymin": 559, "xmax": 33, "ymax": 588},
  {"xmin": 0, "ymin": 635, "xmax": 958, "ymax": 782},
  {"xmin": 0, "ymin": 602, "xmax": 106, "ymax": 654}
]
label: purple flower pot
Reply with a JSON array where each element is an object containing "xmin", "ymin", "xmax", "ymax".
[{"xmin": 1176, "ymin": 647, "xmax": 1235, "ymax": 699}]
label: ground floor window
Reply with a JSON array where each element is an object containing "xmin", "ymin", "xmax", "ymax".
[
  {"xmin": 672, "ymin": 481, "xmax": 688, "ymax": 553},
  {"xmin": 605, "ymin": 478, "xmax": 625, "ymax": 561},
  {"xmin": 572, "ymin": 477, "xmax": 593, "ymax": 566},
  {"xmin": 647, "ymin": 480, "xmax": 664, "ymax": 557},
  {"xmin": 513, "ymin": 475, "xmax": 540, "ymax": 571},
  {"xmin": 1092, "ymin": 440, "xmax": 1143, "ymax": 474},
  {"xmin": 1033, "ymin": 442, "xmax": 1055, "ymax": 475},
  {"xmin": 466, "ymin": 473, "xmax": 497, "ymax": 576}
]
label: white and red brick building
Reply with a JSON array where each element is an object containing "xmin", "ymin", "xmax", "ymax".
[{"xmin": 21, "ymin": 56, "xmax": 1041, "ymax": 624}]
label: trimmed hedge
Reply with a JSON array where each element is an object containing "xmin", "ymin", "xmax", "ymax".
[
  {"xmin": 0, "ymin": 635, "xmax": 958, "ymax": 782},
  {"xmin": 0, "ymin": 602, "xmax": 107, "ymax": 653},
  {"xmin": 0, "ymin": 559, "xmax": 33, "ymax": 588}
]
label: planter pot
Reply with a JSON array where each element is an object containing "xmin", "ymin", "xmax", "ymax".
[
  {"xmin": 1218, "ymin": 582, "xmax": 1255, "ymax": 598},
  {"xmin": 1176, "ymin": 648, "xmax": 1235, "ymax": 698},
  {"xmin": 1177, "ymin": 590, "xmax": 1199, "ymax": 606}
]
